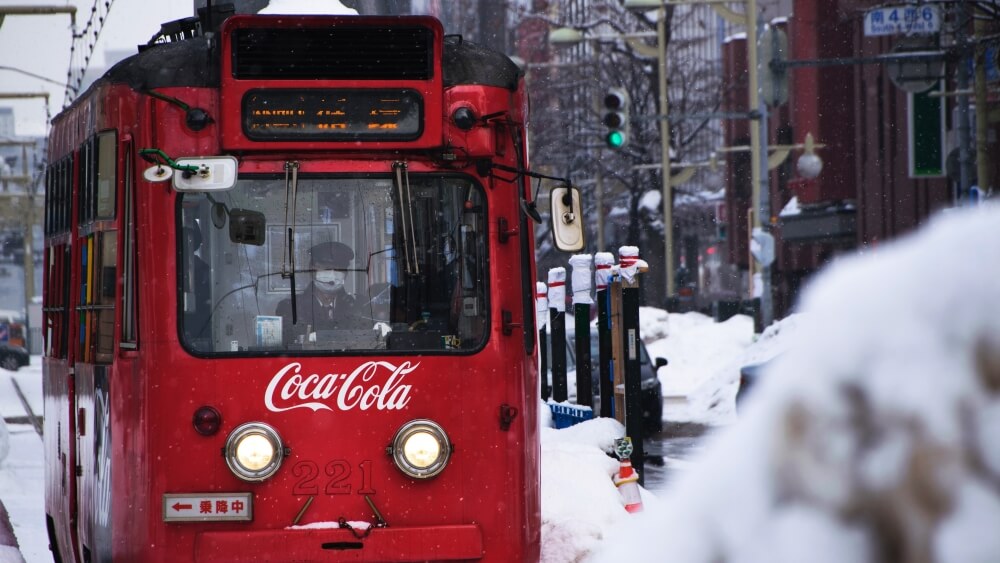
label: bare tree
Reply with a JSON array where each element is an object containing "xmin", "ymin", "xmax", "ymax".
[{"xmin": 514, "ymin": 0, "xmax": 730, "ymax": 302}]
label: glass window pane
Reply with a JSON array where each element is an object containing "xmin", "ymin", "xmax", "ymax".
[
  {"xmin": 179, "ymin": 174, "xmax": 488, "ymax": 355},
  {"xmin": 96, "ymin": 132, "xmax": 117, "ymax": 219}
]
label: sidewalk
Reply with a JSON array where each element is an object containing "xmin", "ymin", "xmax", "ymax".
[{"xmin": 0, "ymin": 361, "xmax": 47, "ymax": 563}]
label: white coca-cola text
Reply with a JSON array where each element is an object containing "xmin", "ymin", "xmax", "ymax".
[{"xmin": 264, "ymin": 361, "xmax": 416, "ymax": 413}]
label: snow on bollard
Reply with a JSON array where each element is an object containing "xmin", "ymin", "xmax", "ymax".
[
  {"xmin": 535, "ymin": 281, "xmax": 548, "ymax": 329},
  {"xmin": 568, "ymin": 254, "xmax": 594, "ymax": 306}
]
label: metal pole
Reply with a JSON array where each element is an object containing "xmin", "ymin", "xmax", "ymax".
[
  {"xmin": 755, "ymin": 11, "xmax": 773, "ymax": 329},
  {"xmin": 537, "ymin": 282, "xmax": 550, "ymax": 400},
  {"xmin": 595, "ymin": 253, "xmax": 614, "ymax": 419},
  {"xmin": 595, "ymin": 166, "xmax": 605, "ymax": 253},
  {"xmin": 974, "ymin": 13, "xmax": 991, "ymax": 194},
  {"xmin": 954, "ymin": 3, "xmax": 973, "ymax": 203},
  {"xmin": 746, "ymin": 0, "xmax": 772, "ymax": 329},
  {"xmin": 21, "ymin": 146, "xmax": 35, "ymax": 344},
  {"xmin": 619, "ymin": 248, "xmax": 644, "ymax": 485},
  {"xmin": 547, "ymin": 268, "xmax": 568, "ymax": 403},
  {"xmin": 657, "ymin": 7, "xmax": 675, "ymax": 299}
]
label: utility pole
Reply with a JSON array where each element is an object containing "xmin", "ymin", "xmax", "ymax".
[
  {"xmin": 973, "ymin": 6, "xmax": 992, "ymax": 193},
  {"xmin": 954, "ymin": 2, "xmax": 974, "ymax": 203}
]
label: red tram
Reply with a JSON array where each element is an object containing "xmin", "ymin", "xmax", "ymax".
[{"xmin": 42, "ymin": 7, "xmax": 583, "ymax": 561}]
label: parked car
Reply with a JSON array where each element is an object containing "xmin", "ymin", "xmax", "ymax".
[
  {"xmin": 548, "ymin": 327, "xmax": 666, "ymax": 436},
  {"xmin": 0, "ymin": 343, "xmax": 29, "ymax": 371}
]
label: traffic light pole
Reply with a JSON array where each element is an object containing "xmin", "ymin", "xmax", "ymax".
[
  {"xmin": 745, "ymin": 0, "xmax": 774, "ymax": 330},
  {"xmin": 656, "ymin": 8, "xmax": 675, "ymax": 298}
]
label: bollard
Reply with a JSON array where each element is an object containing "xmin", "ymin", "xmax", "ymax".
[
  {"xmin": 536, "ymin": 281, "xmax": 550, "ymax": 400},
  {"xmin": 594, "ymin": 253, "xmax": 615, "ymax": 418},
  {"xmin": 569, "ymin": 254, "xmax": 593, "ymax": 408},
  {"xmin": 547, "ymin": 268, "xmax": 568, "ymax": 403},
  {"xmin": 619, "ymin": 246, "xmax": 646, "ymax": 485}
]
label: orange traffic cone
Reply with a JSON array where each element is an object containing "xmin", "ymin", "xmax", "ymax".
[{"xmin": 614, "ymin": 458, "xmax": 643, "ymax": 513}]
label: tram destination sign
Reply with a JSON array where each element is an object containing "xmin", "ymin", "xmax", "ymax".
[
  {"xmin": 243, "ymin": 89, "xmax": 423, "ymax": 141},
  {"xmin": 864, "ymin": 5, "xmax": 940, "ymax": 37}
]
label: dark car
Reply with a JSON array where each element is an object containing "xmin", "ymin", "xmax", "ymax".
[
  {"xmin": 0, "ymin": 343, "xmax": 29, "ymax": 372},
  {"xmin": 551, "ymin": 327, "xmax": 665, "ymax": 436}
]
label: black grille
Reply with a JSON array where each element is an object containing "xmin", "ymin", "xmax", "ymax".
[{"xmin": 232, "ymin": 26, "xmax": 434, "ymax": 80}]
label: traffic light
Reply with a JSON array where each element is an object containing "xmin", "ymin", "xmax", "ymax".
[{"xmin": 602, "ymin": 87, "xmax": 629, "ymax": 149}]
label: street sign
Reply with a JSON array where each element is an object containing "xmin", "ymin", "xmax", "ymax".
[
  {"xmin": 759, "ymin": 26, "xmax": 789, "ymax": 107},
  {"xmin": 864, "ymin": 6, "xmax": 940, "ymax": 37}
]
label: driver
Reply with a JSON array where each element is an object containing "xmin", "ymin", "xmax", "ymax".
[{"xmin": 276, "ymin": 241, "xmax": 365, "ymax": 343}]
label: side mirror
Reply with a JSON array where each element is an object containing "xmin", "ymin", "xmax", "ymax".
[
  {"xmin": 549, "ymin": 185, "xmax": 585, "ymax": 252},
  {"xmin": 173, "ymin": 156, "xmax": 238, "ymax": 192},
  {"xmin": 655, "ymin": 357, "xmax": 668, "ymax": 369}
]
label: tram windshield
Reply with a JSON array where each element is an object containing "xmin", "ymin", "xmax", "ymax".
[{"xmin": 178, "ymin": 174, "xmax": 488, "ymax": 355}]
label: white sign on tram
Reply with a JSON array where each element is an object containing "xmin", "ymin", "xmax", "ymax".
[
  {"xmin": 864, "ymin": 5, "xmax": 940, "ymax": 37},
  {"xmin": 162, "ymin": 493, "xmax": 253, "ymax": 522}
]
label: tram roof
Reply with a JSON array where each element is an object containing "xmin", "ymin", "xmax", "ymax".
[{"xmin": 79, "ymin": 18, "xmax": 521, "ymax": 102}]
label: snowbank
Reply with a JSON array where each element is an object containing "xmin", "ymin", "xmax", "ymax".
[{"xmin": 592, "ymin": 204, "xmax": 1000, "ymax": 562}]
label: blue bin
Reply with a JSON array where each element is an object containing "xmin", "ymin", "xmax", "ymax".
[{"xmin": 549, "ymin": 403, "xmax": 594, "ymax": 429}]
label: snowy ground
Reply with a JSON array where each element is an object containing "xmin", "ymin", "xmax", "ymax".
[
  {"xmin": 6, "ymin": 205, "xmax": 999, "ymax": 562},
  {"xmin": 0, "ymin": 309, "xmax": 779, "ymax": 563}
]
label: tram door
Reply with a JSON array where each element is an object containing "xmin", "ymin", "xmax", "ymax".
[{"xmin": 71, "ymin": 131, "xmax": 118, "ymax": 562}]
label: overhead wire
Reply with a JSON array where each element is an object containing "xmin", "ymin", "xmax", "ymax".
[{"xmin": 64, "ymin": 0, "xmax": 117, "ymax": 107}]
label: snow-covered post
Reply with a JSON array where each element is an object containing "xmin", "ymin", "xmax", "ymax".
[
  {"xmin": 594, "ymin": 252, "xmax": 615, "ymax": 418},
  {"xmin": 569, "ymin": 254, "xmax": 594, "ymax": 408},
  {"xmin": 536, "ymin": 281, "xmax": 550, "ymax": 400},
  {"xmin": 547, "ymin": 268, "xmax": 568, "ymax": 402},
  {"xmin": 619, "ymin": 245, "xmax": 648, "ymax": 485}
]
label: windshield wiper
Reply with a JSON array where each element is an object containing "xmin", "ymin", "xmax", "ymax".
[
  {"xmin": 282, "ymin": 161, "xmax": 301, "ymax": 324},
  {"xmin": 392, "ymin": 161, "xmax": 420, "ymax": 276}
]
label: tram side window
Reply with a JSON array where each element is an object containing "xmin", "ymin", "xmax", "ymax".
[
  {"xmin": 78, "ymin": 132, "xmax": 116, "ymax": 224},
  {"xmin": 78, "ymin": 232, "xmax": 117, "ymax": 364},
  {"xmin": 43, "ymin": 244, "xmax": 70, "ymax": 358},
  {"xmin": 121, "ymin": 144, "xmax": 137, "ymax": 347},
  {"xmin": 44, "ymin": 156, "xmax": 74, "ymax": 359},
  {"xmin": 75, "ymin": 131, "xmax": 118, "ymax": 364}
]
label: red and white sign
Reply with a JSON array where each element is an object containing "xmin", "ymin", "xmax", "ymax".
[
  {"xmin": 162, "ymin": 493, "xmax": 253, "ymax": 522},
  {"xmin": 265, "ymin": 360, "xmax": 418, "ymax": 413}
]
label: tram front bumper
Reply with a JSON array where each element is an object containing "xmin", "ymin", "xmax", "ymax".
[{"xmin": 195, "ymin": 524, "xmax": 483, "ymax": 561}]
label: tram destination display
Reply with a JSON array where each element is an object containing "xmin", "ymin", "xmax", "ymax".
[{"xmin": 243, "ymin": 89, "xmax": 423, "ymax": 141}]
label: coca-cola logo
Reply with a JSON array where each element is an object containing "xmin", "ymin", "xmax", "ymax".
[{"xmin": 265, "ymin": 361, "xmax": 416, "ymax": 413}]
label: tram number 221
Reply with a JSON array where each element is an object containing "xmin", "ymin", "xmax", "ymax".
[{"xmin": 292, "ymin": 460, "xmax": 377, "ymax": 496}]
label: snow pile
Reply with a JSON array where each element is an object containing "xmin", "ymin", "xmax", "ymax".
[
  {"xmin": 644, "ymin": 311, "xmax": 756, "ymax": 424},
  {"xmin": 540, "ymin": 413, "xmax": 660, "ymax": 563},
  {"xmin": 592, "ymin": 204, "xmax": 1000, "ymax": 562},
  {"xmin": 638, "ymin": 306, "xmax": 669, "ymax": 342}
]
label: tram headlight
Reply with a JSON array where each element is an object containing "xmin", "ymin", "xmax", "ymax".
[
  {"xmin": 224, "ymin": 422, "xmax": 285, "ymax": 482},
  {"xmin": 388, "ymin": 419, "xmax": 452, "ymax": 479}
]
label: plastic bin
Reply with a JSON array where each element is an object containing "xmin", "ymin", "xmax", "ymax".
[{"xmin": 548, "ymin": 403, "xmax": 594, "ymax": 429}]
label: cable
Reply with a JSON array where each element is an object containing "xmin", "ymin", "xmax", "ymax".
[{"xmin": 64, "ymin": 0, "xmax": 117, "ymax": 107}]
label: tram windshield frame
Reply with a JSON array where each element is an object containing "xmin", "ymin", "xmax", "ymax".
[{"xmin": 177, "ymin": 173, "xmax": 489, "ymax": 356}]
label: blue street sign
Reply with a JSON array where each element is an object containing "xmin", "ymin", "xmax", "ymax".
[{"xmin": 864, "ymin": 5, "xmax": 940, "ymax": 37}]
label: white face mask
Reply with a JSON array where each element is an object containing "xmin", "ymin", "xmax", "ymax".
[{"xmin": 314, "ymin": 269, "xmax": 346, "ymax": 290}]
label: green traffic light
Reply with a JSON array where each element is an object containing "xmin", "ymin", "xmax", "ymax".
[{"xmin": 606, "ymin": 130, "xmax": 626, "ymax": 148}]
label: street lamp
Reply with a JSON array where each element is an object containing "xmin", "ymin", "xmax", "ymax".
[{"xmin": 796, "ymin": 133, "xmax": 823, "ymax": 179}]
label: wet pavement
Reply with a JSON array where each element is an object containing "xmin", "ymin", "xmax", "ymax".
[{"xmin": 637, "ymin": 422, "xmax": 713, "ymax": 494}]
